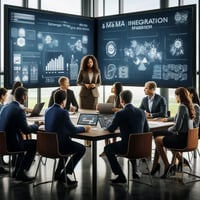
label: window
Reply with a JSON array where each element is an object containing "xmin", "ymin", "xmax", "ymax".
[
  {"xmin": 41, "ymin": 0, "xmax": 81, "ymax": 15},
  {"xmin": 124, "ymin": 0, "xmax": 160, "ymax": 13}
]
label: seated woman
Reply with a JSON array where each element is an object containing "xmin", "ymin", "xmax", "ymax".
[
  {"xmin": 151, "ymin": 87, "xmax": 195, "ymax": 178},
  {"xmin": 98, "ymin": 82, "xmax": 123, "ymax": 156}
]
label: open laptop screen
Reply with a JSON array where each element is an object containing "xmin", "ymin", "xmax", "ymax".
[
  {"xmin": 98, "ymin": 103, "xmax": 114, "ymax": 114},
  {"xmin": 77, "ymin": 113, "xmax": 99, "ymax": 126},
  {"xmin": 29, "ymin": 102, "xmax": 45, "ymax": 117},
  {"xmin": 98, "ymin": 114, "xmax": 114, "ymax": 129}
]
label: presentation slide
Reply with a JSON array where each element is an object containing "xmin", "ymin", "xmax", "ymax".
[
  {"xmin": 96, "ymin": 5, "xmax": 196, "ymax": 87},
  {"xmin": 4, "ymin": 6, "xmax": 94, "ymax": 88}
]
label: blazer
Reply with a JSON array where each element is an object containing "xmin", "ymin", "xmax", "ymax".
[
  {"xmin": 77, "ymin": 70, "xmax": 101, "ymax": 97},
  {"xmin": 0, "ymin": 101, "xmax": 39, "ymax": 151},
  {"xmin": 48, "ymin": 88, "xmax": 79, "ymax": 111},
  {"xmin": 168, "ymin": 104, "xmax": 193, "ymax": 134},
  {"xmin": 139, "ymin": 93, "xmax": 167, "ymax": 118},
  {"xmin": 107, "ymin": 103, "xmax": 149, "ymax": 147},
  {"xmin": 45, "ymin": 104, "xmax": 85, "ymax": 152}
]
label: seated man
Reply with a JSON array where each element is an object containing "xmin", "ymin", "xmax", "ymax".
[
  {"xmin": 0, "ymin": 87, "xmax": 42, "ymax": 182},
  {"xmin": 45, "ymin": 90, "xmax": 90, "ymax": 187},
  {"xmin": 139, "ymin": 81, "xmax": 167, "ymax": 118},
  {"xmin": 48, "ymin": 76, "xmax": 79, "ymax": 112},
  {"xmin": 104, "ymin": 90, "xmax": 149, "ymax": 184}
]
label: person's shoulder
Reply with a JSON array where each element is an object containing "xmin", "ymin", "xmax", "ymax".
[
  {"xmin": 155, "ymin": 93, "xmax": 166, "ymax": 101},
  {"xmin": 52, "ymin": 88, "xmax": 60, "ymax": 93},
  {"xmin": 67, "ymin": 88, "xmax": 74, "ymax": 94}
]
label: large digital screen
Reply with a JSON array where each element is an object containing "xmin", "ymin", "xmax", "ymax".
[
  {"xmin": 4, "ymin": 5, "xmax": 196, "ymax": 88},
  {"xmin": 96, "ymin": 5, "xmax": 196, "ymax": 87},
  {"xmin": 4, "ymin": 5, "xmax": 94, "ymax": 88}
]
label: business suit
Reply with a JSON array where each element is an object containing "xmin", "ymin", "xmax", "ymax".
[
  {"xmin": 104, "ymin": 103, "xmax": 149, "ymax": 177},
  {"xmin": 0, "ymin": 101, "xmax": 39, "ymax": 173},
  {"xmin": 45, "ymin": 104, "xmax": 86, "ymax": 175},
  {"xmin": 48, "ymin": 88, "xmax": 79, "ymax": 111},
  {"xmin": 77, "ymin": 70, "xmax": 101, "ymax": 109},
  {"xmin": 139, "ymin": 93, "xmax": 167, "ymax": 118}
]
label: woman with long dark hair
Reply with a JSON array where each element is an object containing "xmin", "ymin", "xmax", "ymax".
[
  {"xmin": 77, "ymin": 55, "xmax": 101, "ymax": 110},
  {"xmin": 99, "ymin": 82, "xmax": 123, "ymax": 156},
  {"xmin": 151, "ymin": 87, "xmax": 195, "ymax": 178}
]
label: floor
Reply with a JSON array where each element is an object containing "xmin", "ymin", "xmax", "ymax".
[{"xmin": 1, "ymin": 139, "xmax": 200, "ymax": 200}]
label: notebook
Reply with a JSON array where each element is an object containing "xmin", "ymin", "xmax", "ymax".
[
  {"xmin": 28, "ymin": 102, "xmax": 45, "ymax": 117},
  {"xmin": 98, "ymin": 103, "xmax": 114, "ymax": 114},
  {"xmin": 98, "ymin": 114, "xmax": 114, "ymax": 129},
  {"xmin": 77, "ymin": 113, "xmax": 99, "ymax": 126}
]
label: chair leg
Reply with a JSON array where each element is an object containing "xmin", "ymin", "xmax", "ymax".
[
  {"xmin": 169, "ymin": 152, "xmax": 200, "ymax": 184},
  {"xmin": 41, "ymin": 157, "xmax": 47, "ymax": 166},
  {"xmin": 197, "ymin": 148, "xmax": 200, "ymax": 157},
  {"xmin": 128, "ymin": 159, "xmax": 153, "ymax": 187},
  {"xmin": 61, "ymin": 156, "xmax": 76, "ymax": 187},
  {"xmin": 127, "ymin": 160, "xmax": 130, "ymax": 190},
  {"xmin": 143, "ymin": 158, "xmax": 153, "ymax": 186},
  {"xmin": 33, "ymin": 157, "xmax": 57, "ymax": 189},
  {"xmin": 179, "ymin": 153, "xmax": 200, "ymax": 184},
  {"xmin": 33, "ymin": 156, "xmax": 43, "ymax": 187}
]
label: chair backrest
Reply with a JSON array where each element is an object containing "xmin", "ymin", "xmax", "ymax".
[
  {"xmin": 0, "ymin": 131, "xmax": 7, "ymax": 155},
  {"xmin": 124, "ymin": 132, "xmax": 152, "ymax": 159},
  {"xmin": 185, "ymin": 128, "xmax": 199, "ymax": 151},
  {"xmin": 37, "ymin": 131, "xmax": 60, "ymax": 158}
]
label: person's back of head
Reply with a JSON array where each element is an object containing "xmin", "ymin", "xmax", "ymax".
[
  {"xmin": 54, "ymin": 90, "xmax": 66, "ymax": 105},
  {"xmin": 187, "ymin": 87, "xmax": 200, "ymax": 105},
  {"xmin": 14, "ymin": 87, "xmax": 27, "ymax": 102},
  {"xmin": 11, "ymin": 81, "xmax": 23, "ymax": 95},
  {"xmin": 120, "ymin": 90, "xmax": 132, "ymax": 104}
]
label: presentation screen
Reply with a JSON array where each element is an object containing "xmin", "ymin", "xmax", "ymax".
[
  {"xmin": 4, "ymin": 5, "xmax": 94, "ymax": 88},
  {"xmin": 96, "ymin": 5, "xmax": 196, "ymax": 87}
]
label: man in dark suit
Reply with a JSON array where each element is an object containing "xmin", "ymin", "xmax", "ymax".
[
  {"xmin": 45, "ymin": 90, "xmax": 90, "ymax": 187},
  {"xmin": 104, "ymin": 90, "xmax": 149, "ymax": 184},
  {"xmin": 139, "ymin": 81, "xmax": 167, "ymax": 118},
  {"xmin": 48, "ymin": 76, "xmax": 79, "ymax": 112},
  {"xmin": 0, "ymin": 87, "xmax": 42, "ymax": 182}
]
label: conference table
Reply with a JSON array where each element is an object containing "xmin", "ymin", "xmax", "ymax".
[
  {"xmin": 69, "ymin": 111, "xmax": 174, "ymax": 200},
  {"xmin": 28, "ymin": 111, "xmax": 174, "ymax": 200}
]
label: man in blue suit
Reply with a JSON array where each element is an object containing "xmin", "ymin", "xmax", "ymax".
[
  {"xmin": 139, "ymin": 81, "xmax": 167, "ymax": 118},
  {"xmin": 0, "ymin": 87, "xmax": 42, "ymax": 182},
  {"xmin": 45, "ymin": 90, "xmax": 90, "ymax": 187},
  {"xmin": 104, "ymin": 90, "xmax": 149, "ymax": 184}
]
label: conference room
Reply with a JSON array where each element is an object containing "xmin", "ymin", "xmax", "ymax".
[{"xmin": 0, "ymin": 0, "xmax": 200, "ymax": 200}]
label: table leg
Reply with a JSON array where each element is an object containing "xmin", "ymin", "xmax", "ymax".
[{"xmin": 92, "ymin": 140, "xmax": 97, "ymax": 200}]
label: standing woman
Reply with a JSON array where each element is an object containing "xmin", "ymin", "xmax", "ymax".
[{"xmin": 77, "ymin": 55, "xmax": 101, "ymax": 110}]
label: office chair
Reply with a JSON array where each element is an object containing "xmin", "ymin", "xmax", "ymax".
[
  {"xmin": 167, "ymin": 128, "xmax": 200, "ymax": 184},
  {"xmin": 33, "ymin": 131, "xmax": 76, "ymax": 190},
  {"xmin": 117, "ymin": 132, "xmax": 153, "ymax": 189},
  {"xmin": 0, "ymin": 131, "xmax": 26, "ymax": 177}
]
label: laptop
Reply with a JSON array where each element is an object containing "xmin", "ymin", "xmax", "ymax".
[
  {"xmin": 28, "ymin": 102, "xmax": 45, "ymax": 117},
  {"xmin": 98, "ymin": 114, "xmax": 114, "ymax": 129},
  {"xmin": 77, "ymin": 113, "xmax": 99, "ymax": 126},
  {"xmin": 98, "ymin": 103, "xmax": 114, "ymax": 114}
]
